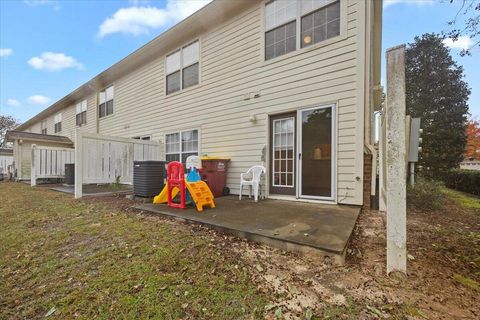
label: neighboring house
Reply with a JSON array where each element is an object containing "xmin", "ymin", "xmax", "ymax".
[
  {"xmin": 460, "ymin": 158, "xmax": 480, "ymax": 171},
  {"xmin": 12, "ymin": 0, "xmax": 383, "ymax": 206},
  {"xmin": 0, "ymin": 148, "xmax": 14, "ymax": 175},
  {"xmin": 5, "ymin": 131, "xmax": 73, "ymax": 180}
]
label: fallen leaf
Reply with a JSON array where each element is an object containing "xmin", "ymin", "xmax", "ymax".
[
  {"xmin": 44, "ymin": 306, "xmax": 56, "ymax": 318},
  {"xmin": 256, "ymin": 264, "xmax": 264, "ymax": 272},
  {"xmin": 275, "ymin": 307, "xmax": 282, "ymax": 319},
  {"xmin": 305, "ymin": 308, "xmax": 313, "ymax": 320},
  {"xmin": 265, "ymin": 303, "xmax": 276, "ymax": 311},
  {"xmin": 366, "ymin": 305, "xmax": 383, "ymax": 317}
]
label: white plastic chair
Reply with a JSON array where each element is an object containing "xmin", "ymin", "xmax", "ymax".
[{"xmin": 239, "ymin": 165, "xmax": 266, "ymax": 202}]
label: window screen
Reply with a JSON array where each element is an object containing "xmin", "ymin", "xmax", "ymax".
[
  {"xmin": 265, "ymin": 21, "xmax": 296, "ymax": 60},
  {"xmin": 165, "ymin": 41, "xmax": 199, "ymax": 94},
  {"xmin": 165, "ymin": 130, "xmax": 199, "ymax": 164},
  {"xmin": 98, "ymin": 86, "xmax": 114, "ymax": 118},
  {"xmin": 264, "ymin": 0, "xmax": 341, "ymax": 60},
  {"xmin": 301, "ymin": 1, "xmax": 340, "ymax": 48},
  {"xmin": 76, "ymin": 100, "xmax": 87, "ymax": 126}
]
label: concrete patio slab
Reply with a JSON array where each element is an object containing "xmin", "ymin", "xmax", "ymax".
[
  {"xmin": 51, "ymin": 184, "xmax": 132, "ymax": 197},
  {"xmin": 135, "ymin": 196, "xmax": 361, "ymax": 264}
]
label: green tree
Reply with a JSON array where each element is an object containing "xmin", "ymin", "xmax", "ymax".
[
  {"xmin": 405, "ymin": 33, "xmax": 470, "ymax": 178},
  {"xmin": 0, "ymin": 115, "xmax": 20, "ymax": 146}
]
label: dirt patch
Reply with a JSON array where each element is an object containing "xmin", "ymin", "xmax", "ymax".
[{"xmin": 125, "ymin": 194, "xmax": 479, "ymax": 319}]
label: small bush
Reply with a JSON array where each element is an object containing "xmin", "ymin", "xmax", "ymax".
[
  {"xmin": 407, "ymin": 178, "xmax": 445, "ymax": 211},
  {"xmin": 444, "ymin": 169, "xmax": 480, "ymax": 196}
]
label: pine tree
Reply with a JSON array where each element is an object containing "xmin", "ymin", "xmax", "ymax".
[{"xmin": 405, "ymin": 33, "xmax": 470, "ymax": 178}]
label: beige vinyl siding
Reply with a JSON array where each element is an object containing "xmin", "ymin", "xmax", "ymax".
[
  {"xmin": 19, "ymin": 0, "xmax": 369, "ymax": 205},
  {"xmin": 91, "ymin": 0, "xmax": 364, "ymax": 204}
]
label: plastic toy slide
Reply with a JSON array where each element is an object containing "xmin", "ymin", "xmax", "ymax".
[
  {"xmin": 153, "ymin": 184, "xmax": 179, "ymax": 204},
  {"xmin": 185, "ymin": 181, "xmax": 215, "ymax": 212},
  {"xmin": 153, "ymin": 180, "xmax": 215, "ymax": 212}
]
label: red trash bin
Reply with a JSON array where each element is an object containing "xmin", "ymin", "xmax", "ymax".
[{"xmin": 200, "ymin": 157, "xmax": 230, "ymax": 197}]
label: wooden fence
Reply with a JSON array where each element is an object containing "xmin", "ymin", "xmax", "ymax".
[
  {"xmin": 0, "ymin": 154, "xmax": 13, "ymax": 174},
  {"xmin": 30, "ymin": 145, "xmax": 75, "ymax": 186},
  {"xmin": 74, "ymin": 132, "xmax": 161, "ymax": 198}
]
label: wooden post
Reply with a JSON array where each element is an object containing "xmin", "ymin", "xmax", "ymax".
[
  {"xmin": 31, "ymin": 144, "xmax": 37, "ymax": 187},
  {"xmin": 74, "ymin": 130, "xmax": 83, "ymax": 199},
  {"xmin": 386, "ymin": 45, "xmax": 407, "ymax": 274}
]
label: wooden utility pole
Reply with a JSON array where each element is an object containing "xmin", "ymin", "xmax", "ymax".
[{"xmin": 385, "ymin": 45, "xmax": 407, "ymax": 274}]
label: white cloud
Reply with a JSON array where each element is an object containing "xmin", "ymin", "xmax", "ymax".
[
  {"xmin": 442, "ymin": 36, "xmax": 473, "ymax": 51},
  {"xmin": 384, "ymin": 0, "xmax": 434, "ymax": 8},
  {"xmin": 98, "ymin": 0, "xmax": 212, "ymax": 38},
  {"xmin": 28, "ymin": 52, "xmax": 83, "ymax": 71},
  {"xmin": 27, "ymin": 95, "xmax": 51, "ymax": 105},
  {"xmin": 7, "ymin": 99, "xmax": 21, "ymax": 107},
  {"xmin": 23, "ymin": 0, "xmax": 60, "ymax": 10},
  {"xmin": 0, "ymin": 48, "xmax": 13, "ymax": 57}
]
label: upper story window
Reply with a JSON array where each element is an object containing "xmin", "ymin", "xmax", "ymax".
[
  {"xmin": 41, "ymin": 120, "xmax": 47, "ymax": 135},
  {"xmin": 76, "ymin": 99, "xmax": 87, "ymax": 126},
  {"xmin": 99, "ymin": 86, "xmax": 114, "ymax": 118},
  {"xmin": 265, "ymin": 0, "xmax": 341, "ymax": 60},
  {"xmin": 165, "ymin": 129, "xmax": 198, "ymax": 163},
  {"xmin": 166, "ymin": 41, "xmax": 199, "ymax": 95},
  {"xmin": 54, "ymin": 113, "xmax": 62, "ymax": 133}
]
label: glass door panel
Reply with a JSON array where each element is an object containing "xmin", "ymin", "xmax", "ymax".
[
  {"xmin": 270, "ymin": 113, "xmax": 296, "ymax": 195},
  {"xmin": 299, "ymin": 105, "xmax": 334, "ymax": 199}
]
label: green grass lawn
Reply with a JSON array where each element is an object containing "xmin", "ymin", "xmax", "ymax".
[
  {"xmin": 442, "ymin": 187, "xmax": 480, "ymax": 211},
  {"xmin": 0, "ymin": 183, "xmax": 268, "ymax": 319}
]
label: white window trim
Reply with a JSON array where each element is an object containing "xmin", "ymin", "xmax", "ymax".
[
  {"xmin": 164, "ymin": 128, "xmax": 201, "ymax": 162},
  {"xmin": 260, "ymin": 0, "xmax": 347, "ymax": 65},
  {"xmin": 98, "ymin": 85, "xmax": 114, "ymax": 119},
  {"xmin": 76, "ymin": 99, "xmax": 87, "ymax": 114},
  {"xmin": 164, "ymin": 39, "xmax": 202, "ymax": 97},
  {"xmin": 54, "ymin": 113, "xmax": 62, "ymax": 133}
]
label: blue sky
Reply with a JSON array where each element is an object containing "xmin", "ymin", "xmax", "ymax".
[{"xmin": 1, "ymin": 0, "xmax": 479, "ymax": 124}]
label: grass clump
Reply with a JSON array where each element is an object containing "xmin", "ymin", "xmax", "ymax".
[
  {"xmin": 441, "ymin": 187, "xmax": 480, "ymax": 211},
  {"xmin": 452, "ymin": 274, "xmax": 480, "ymax": 292},
  {"xmin": 407, "ymin": 178, "xmax": 445, "ymax": 211}
]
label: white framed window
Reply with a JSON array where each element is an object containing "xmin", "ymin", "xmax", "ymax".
[
  {"xmin": 265, "ymin": 0, "xmax": 341, "ymax": 60},
  {"xmin": 54, "ymin": 113, "xmax": 62, "ymax": 133},
  {"xmin": 165, "ymin": 129, "xmax": 199, "ymax": 163},
  {"xmin": 166, "ymin": 41, "xmax": 199, "ymax": 95},
  {"xmin": 99, "ymin": 86, "xmax": 114, "ymax": 118},
  {"xmin": 76, "ymin": 99, "xmax": 87, "ymax": 126},
  {"xmin": 133, "ymin": 135, "xmax": 151, "ymax": 141},
  {"xmin": 41, "ymin": 120, "xmax": 47, "ymax": 135}
]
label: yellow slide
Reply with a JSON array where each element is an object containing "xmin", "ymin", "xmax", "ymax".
[
  {"xmin": 153, "ymin": 184, "xmax": 179, "ymax": 204},
  {"xmin": 153, "ymin": 181, "xmax": 215, "ymax": 212},
  {"xmin": 185, "ymin": 181, "xmax": 215, "ymax": 212}
]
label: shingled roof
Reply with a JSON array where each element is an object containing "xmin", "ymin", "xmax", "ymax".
[{"xmin": 5, "ymin": 131, "xmax": 73, "ymax": 145}]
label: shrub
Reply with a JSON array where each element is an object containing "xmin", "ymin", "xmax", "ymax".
[
  {"xmin": 444, "ymin": 169, "xmax": 480, "ymax": 196},
  {"xmin": 407, "ymin": 178, "xmax": 445, "ymax": 211}
]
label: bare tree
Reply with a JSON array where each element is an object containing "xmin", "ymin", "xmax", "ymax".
[
  {"xmin": 444, "ymin": 0, "xmax": 480, "ymax": 56},
  {"xmin": 0, "ymin": 115, "xmax": 20, "ymax": 146}
]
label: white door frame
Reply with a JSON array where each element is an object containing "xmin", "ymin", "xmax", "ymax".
[{"xmin": 297, "ymin": 103, "xmax": 337, "ymax": 201}]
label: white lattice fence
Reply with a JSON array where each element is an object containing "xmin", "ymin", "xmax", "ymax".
[
  {"xmin": 75, "ymin": 132, "xmax": 161, "ymax": 198},
  {"xmin": 31, "ymin": 145, "xmax": 75, "ymax": 186}
]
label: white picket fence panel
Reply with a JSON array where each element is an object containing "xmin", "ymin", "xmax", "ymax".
[
  {"xmin": 0, "ymin": 155, "xmax": 13, "ymax": 174},
  {"xmin": 31, "ymin": 145, "xmax": 75, "ymax": 186},
  {"xmin": 75, "ymin": 131, "xmax": 161, "ymax": 198}
]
